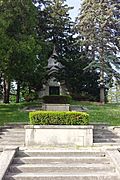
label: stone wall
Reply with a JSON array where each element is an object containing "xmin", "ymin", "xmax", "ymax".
[
  {"xmin": 25, "ymin": 125, "xmax": 93, "ymax": 147},
  {"xmin": 42, "ymin": 104, "xmax": 70, "ymax": 111}
]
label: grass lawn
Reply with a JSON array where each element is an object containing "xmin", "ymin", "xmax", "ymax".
[
  {"xmin": 71, "ymin": 101, "xmax": 120, "ymax": 126},
  {"xmin": 0, "ymin": 102, "xmax": 41, "ymax": 126},
  {"xmin": 0, "ymin": 101, "xmax": 120, "ymax": 126},
  {"xmin": 89, "ymin": 104, "xmax": 120, "ymax": 126}
]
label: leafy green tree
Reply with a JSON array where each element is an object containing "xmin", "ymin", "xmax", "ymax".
[
  {"xmin": 76, "ymin": 0, "xmax": 120, "ymax": 103},
  {"xmin": 0, "ymin": 0, "xmax": 13, "ymax": 103},
  {"xmin": 0, "ymin": 0, "xmax": 40, "ymax": 103}
]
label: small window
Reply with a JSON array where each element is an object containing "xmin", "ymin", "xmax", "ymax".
[{"xmin": 49, "ymin": 86, "xmax": 60, "ymax": 95}]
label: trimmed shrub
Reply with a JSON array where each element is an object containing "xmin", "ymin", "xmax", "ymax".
[
  {"xmin": 72, "ymin": 92, "xmax": 100, "ymax": 102},
  {"xmin": 29, "ymin": 111, "xmax": 89, "ymax": 125},
  {"xmin": 43, "ymin": 95, "xmax": 72, "ymax": 104}
]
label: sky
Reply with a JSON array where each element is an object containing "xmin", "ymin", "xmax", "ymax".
[{"xmin": 66, "ymin": 0, "xmax": 82, "ymax": 20}]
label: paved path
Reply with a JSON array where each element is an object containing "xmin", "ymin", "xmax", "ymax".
[{"xmin": 0, "ymin": 124, "xmax": 120, "ymax": 180}]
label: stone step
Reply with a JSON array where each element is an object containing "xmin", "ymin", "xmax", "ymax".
[
  {"xmin": 0, "ymin": 133, "xmax": 23, "ymax": 137},
  {"xmin": 5, "ymin": 172, "xmax": 119, "ymax": 180},
  {"xmin": 2, "ymin": 130, "xmax": 25, "ymax": 133},
  {"xmin": 0, "ymin": 132, "xmax": 7, "ymax": 135},
  {"xmin": 93, "ymin": 132, "xmax": 120, "ymax": 137},
  {"xmin": 17, "ymin": 150, "xmax": 106, "ymax": 157},
  {"xmin": 0, "ymin": 126, "xmax": 22, "ymax": 130},
  {"xmin": 93, "ymin": 142, "xmax": 120, "ymax": 146},
  {"xmin": 0, "ymin": 137, "xmax": 24, "ymax": 142},
  {"xmin": 0, "ymin": 127, "xmax": 24, "ymax": 148},
  {"xmin": 93, "ymin": 130, "xmax": 120, "ymax": 134},
  {"xmin": 0, "ymin": 141, "xmax": 24, "ymax": 146},
  {"xmin": 9, "ymin": 163, "xmax": 115, "ymax": 173},
  {"xmin": 3, "ymin": 129, "xmax": 24, "ymax": 133},
  {"xmin": 5, "ymin": 148, "xmax": 119, "ymax": 180},
  {"xmin": 1, "ymin": 133, "xmax": 25, "ymax": 136},
  {"xmin": 0, "ymin": 133, "xmax": 25, "ymax": 137},
  {"xmin": 0, "ymin": 138, "xmax": 24, "ymax": 142},
  {"xmin": 0, "ymin": 134, "xmax": 25, "ymax": 139},
  {"xmin": 0, "ymin": 148, "xmax": 3, "ymax": 156},
  {"xmin": 5, "ymin": 123, "xmax": 27, "ymax": 128},
  {"xmin": 93, "ymin": 134, "xmax": 120, "ymax": 138},
  {"xmin": 93, "ymin": 133, "xmax": 120, "ymax": 138},
  {"xmin": 0, "ymin": 134, "xmax": 24, "ymax": 137},
  {"xmin": 94, "ymin": 138, "xmax": 120, "ymax": 143},
  {"xmin": 94, "ymin": 138, "xmax": 120, "ymax": 142},
  {"xmin": 13, "ymin": 156, "xmax": 110, "ymax": 164},
  {"xmin": 93, "ymin": 125, "xmax": 120, "ymax": 129},
  {"xmin": 1, "ymin": 129, "xmax": 25, "ymax": 133},
  {"xmin": 94, "ymin": 126, "xmax": 120, "ymax": 129}
]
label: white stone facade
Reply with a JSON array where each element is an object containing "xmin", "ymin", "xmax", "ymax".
[
  {"xmin": 38, "ymin": 47, "xmax": 68, "ymax": 97},
  {"xmin": 25, "ymin": 125, "xmax": 93, "ymax": 147},
  {"xmin": 42, "ymin": 104, "xmax": 70, "ymax": 111}
]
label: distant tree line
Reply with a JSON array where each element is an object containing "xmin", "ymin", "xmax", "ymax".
[{"xmin": 0, "ymin": 0, "xmax": 119, "ymax": 103}]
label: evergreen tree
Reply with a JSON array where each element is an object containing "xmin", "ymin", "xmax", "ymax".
[
  {"xmin": 34, "ymin": 0, "xmax": 74, "ymax": 93},
  {"xmin": 37, "ymin": 0, "xmax": 73, "ymax": 55},
  {"xmin": 0, "ymin": 0, "xmax": 40, "ymax": 103},
  {"xmin": 36, "ymin": 0, "xmax": 100, "ymax": 100},
  {"xmin": 58, "ymin": 36, "xmax": 100, "ymax": 101},
  {"xmin": 0, "ymin": 0, "xmax": 14, "ymax": 103},
  {"xmin": 76, "ymin": 0, "xmax": 120, "ymax": 103}
]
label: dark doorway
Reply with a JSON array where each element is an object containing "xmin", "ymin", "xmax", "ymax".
[{"xmin": 49, "ymin": 86, "xmax": 60, "ymax": 95}]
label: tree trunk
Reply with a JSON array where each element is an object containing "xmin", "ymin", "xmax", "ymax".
[
  {"xmin": 16, "ymin": 82, "xmax": 20, "ymax": 103},
  {"xmin": 100, "ymin": 87, "xmax": 105, "ymax": 104},
  {"xmin": 3, "ymin": 78, "xmax": 10, "ymax": 103},
  {"xmin": 28, "ymin": 86, "xmax": 31, "ymax": 94},
  {"xmin": 99, "ymin": 45, "xmax": 105, "ymax": 104},
  {"xmin": 3, "ymin": 79, "xmax": 7, "ymax": 103},
  {"xmin": 6, "ymin": 81, "xmax": 10, "ymax": 103},
  {"xmin": 99, "ymin": 67, "xmax": 105, "ymax": 104}
]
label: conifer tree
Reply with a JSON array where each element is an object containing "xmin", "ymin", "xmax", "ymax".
[
  {"xmin": 0, "ymin": 0, "xmax": 39, "ymax": 103},
  {"xmin": 37, "ymin": 0, "xmax": 73, "ymax": 55},
  {"xmin": 76, "ymin": 0, "xmax": 120, "ymax": 103}
]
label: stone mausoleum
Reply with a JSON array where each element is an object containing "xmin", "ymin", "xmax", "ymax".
[{"xmin": 38, "ymin": 47, "xmax": 68, "ymax": 97}]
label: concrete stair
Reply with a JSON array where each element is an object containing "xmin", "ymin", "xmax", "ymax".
[
  {"xmin": 1, "ymin": 124, "xmax": 120, "ymax": 179},
  {"xmin": 4, "ymin": 149, "xmax": 119, "ymax": 180},
  {"xmin": 0, "ymin": 147, "xmax": 3, "ymax": 156},
  {"xmin": 0, "ymin": 126, "xmax": 25, "ymax": 147},
  {"xmin": 93, "ymin": 125, "xmax": 120, "ymax": 145},
  {"xmin": 1, "ymin": 124, "xmax": 120, "ymax": 148}
]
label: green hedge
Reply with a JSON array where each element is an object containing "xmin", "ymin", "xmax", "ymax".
[
  {"xmin": 43, "ymin": 95, "xmax": 72, "ymax": 104},
  {"xmin": 29, "ymin": 111, "xmax": 89, "ymax": 125}
]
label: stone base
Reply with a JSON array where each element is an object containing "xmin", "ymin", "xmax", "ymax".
[
  {"xmin": 25, "ymin": 125, "xmax": 93, "ymax": 147},
  {"xmin": 42, "ymin": 104, "xmax": 70, "ymax": 111}
]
